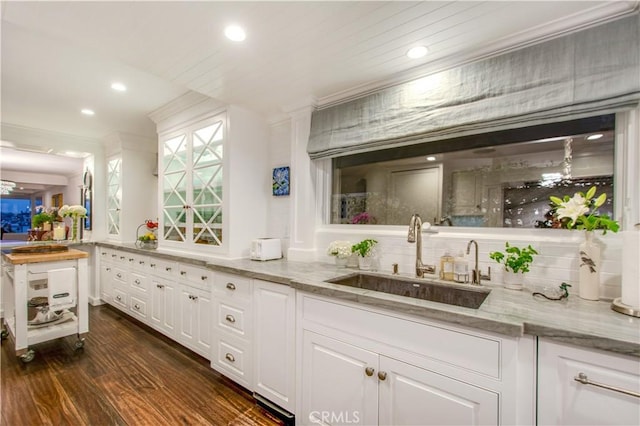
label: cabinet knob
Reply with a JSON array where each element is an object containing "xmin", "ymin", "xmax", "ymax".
[
  {"xmin": 377, "ymin": 371, "xmax": 387, "ymax": 381},
  {"xmin": 225, "ymin": 314, "xmax": 236, "ymax": 324},
  {"xmin": 180, "ymin": 271, "xmax": 187, "ymax": 276},
  {"xmin": 134, "ymin": 304, "xmax": 140, "ymax": 310},
  {"xmin": 106, "ymin": 267, "xmax": 111, "ymax": 272},
  {"xmin": 134, "ymin": 279, "xmax": 141, "ymax": 285},
  {"xmin": 165, "ymin": 267, "xmax": 172, "ymax": 272},
  {"xmin": 365, "ymin": 367, "xmax": 375, "ymax": 377},
  {"xmin": 201, "ymin": 275, "xmax": 207, "ymax": 281},
  {"xmin": 225, "ymin": 353, "xmax": 235, "ymax": 363},
  {"xmin": 101, "ymin": 252, "xmax": 106, "ymax": 256},
  {"xmin": 226, "ymin": 282, "xmax": 236, "ymax": 290},
  {"xmin": 117, "ymin": 273, "xmax": 122, "ymax": 278},
  {"xmin": 116, "ymin": 295, "xmax": 122, "ymax": 301},
  {"xmin": 156, "ymin": 284, "xmax": 164, "ymax": 289}
]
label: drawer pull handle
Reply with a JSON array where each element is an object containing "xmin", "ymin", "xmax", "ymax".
[
  {"xmin": 156, "ymin": 284, "xmax": 164, "ymax": 289},
  {"xmin": 112, "ymin": 254, "xmax": 117, "ymax": 258},
  {"xmin": 225, "ymin": 353, "xmax": 235, "ymax": 363},
  {"xmin": 226, "ymin": 283, "xmax": 236, "ymax": 290},
  {"xmin": 180, "ymin": 271, "xmax": 187, "ymax": 276},
  {"xmin": 129, "ymin": 258, "xmax": 134, "ymax": 262},
  {"xmin": 188, "ymin": 294, "xmax": 198, "ymax": 301},
  {"xmin": 225, "ymin": 314, "xmax": 236, "ymax": 323},
  {"xmin": 120, "ymin": 256, "xmax": 125, "ymax": 260},
  {"xmin": 574, "ymin": 373, "xmax": 640, "ymax": 398},
  {"xmin": 377, "ymin": 371, "xmax": 387, "ymax": 381},
  {"xmin": 201, "ymin": 275, "xmax": 207, "ymax": 281},
  {"xmin": 150, "ymin": 263, "xmax": 156, "ymax": 267},
  {"xmin": 134, "ymin": 279, "xmax": 141, "ymax": 285},
  {"xmin": 117, "ymin": 273, "xmax": 122, "ymax": 279},
  {"xmin": 365, "ymin": 367, "xmax": 375, "ymax": 377},
  {"xmin": 134, "ymin": 304, "xmax": 140, "ymax": 310},
  {"xmin": 101, "ymin": 252, "xmax": 107, "ymax": 256},
  {"xmin": 139, "ymin": 261, "xmax": 144, "ymax": 265},
  {"xmin": 165, "ymin": 267, "xmax": 172, "ymax": 272}
]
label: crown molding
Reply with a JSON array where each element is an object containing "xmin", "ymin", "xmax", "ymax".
[{"xmin": 0, "ymin": 122, "xmax": 104, "ymax": 154}]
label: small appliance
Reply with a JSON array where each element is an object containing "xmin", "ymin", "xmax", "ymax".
[{"xmin": 250, "ymin": 238, "xmax": 282, "ymax": 261}]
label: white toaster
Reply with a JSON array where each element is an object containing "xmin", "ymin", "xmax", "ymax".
[{"xmin": 250, "ymin": 238, "xmax": 282, "ymax": 261}]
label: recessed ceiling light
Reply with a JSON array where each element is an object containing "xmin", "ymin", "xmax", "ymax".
[
  {"xmin": 111, "ymin": 82, "xmax": 127, "ymax": 92},
  {"xmin": 586, "ymin": 133, "xmax": 603, "ymax": 141},
  {"xmin": 225, "ymin": 25, "xmax": 246, "ymax": 42},
  {"xmin": 426, "ymin": 156, "xmax": 436, "ymax": 161},
  {"xmin": 406, "ymin": 46, "xmax": 428, "ymax": 59},
  {"xmin": 81, "ymin": 109, "xmax": 95, "ymax": 116}
]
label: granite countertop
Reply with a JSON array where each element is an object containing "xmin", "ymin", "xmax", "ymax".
[{"xmin": 98, "ymin": 242, "xmax": 640, "ymax": 357}]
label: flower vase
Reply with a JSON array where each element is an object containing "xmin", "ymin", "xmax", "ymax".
[
  {"xmin": 334, "ymin": 257, "xmax": 348, "ymax": 268},
  {"xmin": 579, "ymin": 231, "xmax": 601, "ymax": 300},
  {"xmin": 503, "ymin": 270, "xmax": 523, "ymax": 290},
  {"xmin": 358, "ymin": 256, "xmax": 372, "ymax": 271},
  {"xmin": 69, "ymin": 217, "xmax": 81, "ymax": 243}
]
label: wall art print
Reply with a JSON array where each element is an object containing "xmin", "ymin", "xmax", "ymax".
[{"xmin": 272, "ymin": 166, "xmax": 290, "ymax": 196}]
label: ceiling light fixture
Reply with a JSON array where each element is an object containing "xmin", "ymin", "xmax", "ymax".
[
  {"xmin": 406, "ymin": 46, "xmax": 428, "ymax": 59},
  {"xmin": 81, "ymin": 109, "xmax": 95, "ymax": 116},
  {"xmin": 225, "ymin": 25, "xmax": 246, "ymax": 42},
  {"xmin": 0, "ymin": 180, "xmax": 16, "ymax": 195},
  {"xmin": 426, "ymin": 156, "xmax": 436, "ymax": 161},
  {"xmin": 111, "ymin": 82, "xmax": 127, "ymax": 92},
  {"xmin": 586, "ymin": 133, "xmax": 603, "ymax": 141}
]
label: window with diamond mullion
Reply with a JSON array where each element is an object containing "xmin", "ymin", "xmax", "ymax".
[
  {"xmin": 191, "ymin": 121, "xmax": 223, "ymax": 246},
  {"xmin": 107, "ymin": 157, "xmax": 122, "ymax": 236},
  {"xmin": 162, "ymin": 134, "xmax": 188, "ymax": 242}
]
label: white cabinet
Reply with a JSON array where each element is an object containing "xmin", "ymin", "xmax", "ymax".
[
  {"xmin": 150, "ymin": 275, "xmax": 177, "ymax": 338},
  {"xmin": 98, "ymin": 248, "xmax": 114, "ymax": 303},
  {"xmin": 301, "ymin": 330, "xmax": 497, "ymax": 426},
  {"xmin": 537, "ymin": 339, "xmax": 640, "ymax": 426},
  {"xmin": 160, "ymin": 113, "xmax": 226, "ymax": 250},
  {"xmin": 106, "ymin": 156, "xmax": 122, "ymax": 237},
  {"xmin": 298, "ymin": 293, "xmax": 532, "ymax": 426},
  {"xmin": 253, "ymin": 280, "xmax": 296, "ymax": 414},
  {"xmin": 176, "ymin": 265, "xmax": 213, "ymax": 360}
]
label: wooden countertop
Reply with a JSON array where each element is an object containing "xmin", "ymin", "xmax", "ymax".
[{"xmin": 3, "ymin": 248, "xmax": 89, "ymax": 265}]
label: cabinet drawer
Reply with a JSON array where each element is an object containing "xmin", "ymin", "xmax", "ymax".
[
  {"xmin": 112, "ymin": 288, "xmax": 127, "ymax": 309},
  {"xmin": 217, "ymin": 302, "xmax": 249, "ymax": 338},
  {"xmin": 148, "ymin": 258, "xmax": 177, "ymax": 277},
  {"xmin": 214, "ymin": 272, "xmax": 252, "ymax": 300},
  {"xmin": 112, "ymin": 267, "xmax": 128, "ymax": 287},
  {"xmin": 129, "ymin": 295, "xmax": 147, "ymax": 319},
  {"xmin": 212, "ymin": 335, "xmax": 252, "ymax": 388},
  {"xmin": 302, "ymin": 294, "xmax": 501, "ymax": 378},
  {"xmin": 129, "ymin": 272, "xmax": 148, "ymax": 292},
  {"xmin": 178, "ymin": 264, "xmax": 211, "ymax": 288}
]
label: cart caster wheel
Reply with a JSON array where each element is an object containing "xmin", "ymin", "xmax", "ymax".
[
  {"xmin": 20, "ymin": 350, "xmax": 35, "ymax": 363},
  {"xmin": 74, "ymin": 339, "xmax": 85, "ymax": 349},
  {"xmin": 0, "ymin": 330, "xmax": 8, "ymax": 340}
]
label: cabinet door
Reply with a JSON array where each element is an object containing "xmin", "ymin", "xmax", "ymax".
[
  {"xmin": 106, "ymin": 156, "xmax": 122, "ymax": 236},
  {"xmin": 378, "ymin": 356, "xmax": 498, "ymax": 426},
  {"xmin": 538, "ymin": 339, "xmax": 640, "ymax": 426},
  {"xmin": 301, "ymin": 330, "xmax": 378, "ymax": 426},
  {"xmin": 99, "ymin": 262, "xmax": 113, "ymax": 303},
  {"xmin": 150, "ymin": 276, "xmax": 176, "ymax": 338},
  {"xmin": 451, "ymin": 170, "xmax": 482, "ymax": 215},
  {"xmin": 253, "ymin": 280, "xmax": 295, "ymax": 413},
  {"xmin": 178, "ymin": 285, "xmax": 212, "ymax": 359}
]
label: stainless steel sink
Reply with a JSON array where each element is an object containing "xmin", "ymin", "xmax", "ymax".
[{"xmin": 325, "ymin": 273, "xmax": 491, "ymax": 309}]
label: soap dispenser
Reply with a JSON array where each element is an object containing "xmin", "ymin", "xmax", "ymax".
[
  {"xmin": 454, "ymin": 251, "xmax": 469, "ymax": 283},
  {"xmin": 440, "ymin": 252, "xmax": 454, "ymax": 281}
]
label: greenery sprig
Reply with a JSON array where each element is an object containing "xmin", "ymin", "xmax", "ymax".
[
  {"xmin": 550, "ymin": 186, "xmax": 619, "ymax": 234},
  {"xmin": 351, "ymin": 239, "xmax": 378, "ymax": 258},
  {"xmin": 489, "ymin": 242, "xmax": 538, "ymax": 274}
]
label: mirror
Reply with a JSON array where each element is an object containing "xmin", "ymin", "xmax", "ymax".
[{"xmin": 331, "ymin": 115, "xmax": 615, "ymax": 228}]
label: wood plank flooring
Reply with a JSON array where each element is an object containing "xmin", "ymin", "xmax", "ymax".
[{"xmin": 1, "ymin": 305, "xmax": 284, "ymax": 426}]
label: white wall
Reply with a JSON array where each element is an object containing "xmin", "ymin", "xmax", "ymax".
[{"xmin": 267, "ymin": 119, "xmax": 292, "ymax": 255}]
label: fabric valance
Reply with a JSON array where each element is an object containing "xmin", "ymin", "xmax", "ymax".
[{"xmin": 308, "ymin": 15, "xmax": 640, "ymax": 159}]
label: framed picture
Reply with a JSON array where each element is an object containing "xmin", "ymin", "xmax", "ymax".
[
  {"xmin": 272, "ymin": 166, "xmax": 290, "ymax": 196},
  {"xmin": 52, "ymin": 193, "xmax": 63, "ymax": 208}
]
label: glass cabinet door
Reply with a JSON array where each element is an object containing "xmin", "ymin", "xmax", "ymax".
[
  {"xmin": 162, "ymin": 133, "xmax": 188, "ymax": 243},
  {"xmin": 107, "ymin": 157, "xmax": 122, "ymax": 236}
]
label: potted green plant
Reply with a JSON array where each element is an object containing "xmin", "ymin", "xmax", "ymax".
[
  {"xmin": 352, "ymin": 239, "xmax": 378, "ymax": 270},
  {"xmin": 489, "ymin": 242, "xmax": 538, "ymax": 290},
  {"xmin": 31, "ymin": 206, "xmax": 57, "ymax": 230}
]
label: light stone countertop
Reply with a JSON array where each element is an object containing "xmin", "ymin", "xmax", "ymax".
[{"xmin": 98, "ymin": 242, "xmax": 640, "ymax": 357}]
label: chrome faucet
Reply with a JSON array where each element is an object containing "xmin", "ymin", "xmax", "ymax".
[
  {"xmin": 408, "ymin": 213, "xmax": 436, "ymax": 278},
  {"xmin": 466, "ymin": 239, "xmax": 491, "ymax": 285}
]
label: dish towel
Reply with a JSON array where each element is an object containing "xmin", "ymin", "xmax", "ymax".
[{"xmin": 47, "ymin": 267, "xmax": 77, "ymax": 311}]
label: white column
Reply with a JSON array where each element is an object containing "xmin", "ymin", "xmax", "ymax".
[{"xmin": 286, "ymin": 103, "xmax": 318, "ymax": 261}]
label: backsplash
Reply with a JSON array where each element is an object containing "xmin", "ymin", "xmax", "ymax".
[{"xmin": 316, "ymin": 227, "xmax": 623, "ymax": 300}]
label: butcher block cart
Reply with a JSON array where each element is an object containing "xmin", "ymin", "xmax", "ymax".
[{"xmin": 1, "ymin": 247, "xmax": 89, "ymax": 362}]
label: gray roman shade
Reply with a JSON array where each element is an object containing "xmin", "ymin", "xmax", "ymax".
[{"xmin": 308, "ymin": 15, "xmax": 640, "ymax": 159}]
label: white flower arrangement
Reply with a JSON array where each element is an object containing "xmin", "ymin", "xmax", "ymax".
[
  {"xmin": 59, "ymin": 204, "xmax": 87, "ymax": 219},
  {"xmin": 327, "ymin": 240, "xmax": 352, "ymax": 259}
]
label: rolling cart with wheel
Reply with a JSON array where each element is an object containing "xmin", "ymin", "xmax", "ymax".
[{"xmin": 1, "ymin": 248, "xmax": 89, "ymax": 362}]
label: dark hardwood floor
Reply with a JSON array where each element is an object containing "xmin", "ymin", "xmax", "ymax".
[{"xmin": 1, "ymin": 305, "xmax": 284, "ymax": 426}]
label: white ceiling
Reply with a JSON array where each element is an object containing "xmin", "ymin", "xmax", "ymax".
[{"xmin": 0, "ymin": 1, "xmax": 637, "ymax": 193}]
